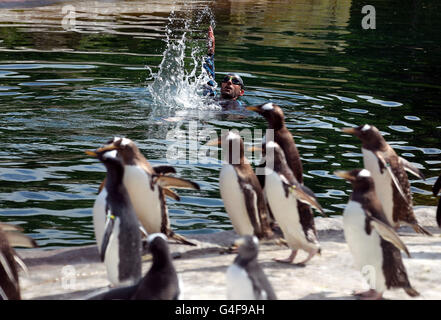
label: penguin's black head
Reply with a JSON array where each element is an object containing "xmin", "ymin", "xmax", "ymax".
[
  {"xmin": 99, "ymin": 137, "xmax": 141, "ymax": 165},
  {"xmin": 234, "ymin": 235, "xmax": 259, "ymax": 264},
  {"xmin": 335, "ymin": 169, "xmax": 374, "ymax": 191},
  {"xmin": 246, "ymin": 103, "xmax": 285, "ymax": 130},
  {"xmin": 147, "ymin": 233, "xmax": 171, "ymax": 262},
  {"xmin": 263, "ymin": 141, "xmax": 287, "ymax": 171},
  {"xmin": 341, "ymin": 124, "xmax": 386, "ymax": 150}
]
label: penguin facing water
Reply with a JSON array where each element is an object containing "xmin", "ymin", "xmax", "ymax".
[
  {"xmin": 207, "ymin": 132, "xmax": 273, "ymax": 239},
  {"xmin": 226, "ymin": 235, "xmax": 276, "ymax": 300},
  {"xmin": 264, "ymin": 141, "xmax": 323, "ymax": 265},
  {"xmin": 246, "ymin": 103, "xmax": 317, "ymax": 240},
  {"xmin": 94, "ymin": 137, "xmax": 200, "ymax": 246},
  {"xmin": 86, "ymin": 149, "xmax": 142, "ymax": 287},
  {"xmin": 336, "ymin": 169, "xmax": 419, "ymax": 300},
  {"xmin": 342, "ymin": 124, "xmax": 430, "ymax": 235}
]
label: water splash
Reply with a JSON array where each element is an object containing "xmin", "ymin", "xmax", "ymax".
[{"xmin": 147, "ymin": 9, "xmax": 220, "ymax": 120}]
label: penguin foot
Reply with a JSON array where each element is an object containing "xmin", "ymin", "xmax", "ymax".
[
  {"xmin": 273, "ymin": 250, "xmax": 297, "ymax": 264},
  {"xmin": 297, "ymin": 248, "xmax": 320, "ymax": 265},
  {"xmin": 353, "ymin": 289, "xmax": 383, "ymax": 300},
  {"xmin": 219, "ymin": 244, "xmax": 238, "ymax": 254}
]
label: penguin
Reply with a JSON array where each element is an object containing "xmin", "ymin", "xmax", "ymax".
[
  {"xmin": 246, "ymin": 103, "xmax": 316, "ymax": 237},
  {"xmin": 246, "ymin": 103, "xmax": 303, "ymax": 183},
  {"xmin": 92, "ymin": 166, "xmax": 178, "ymax": 252},
  {"xmin": 335, "ymin": 169, "xmax": 419, "ymax": 300},
  {"xmin": 94, "ymin": 137, "xmax": 200, "ymax": 246},
  {"xmin": 87, "ymin": 233, "xmax": 181, "ymax": 300},
  {"xmin": 86, "ymin": 148, "xmax": 142, "ymax": 287},
  {"xmin": 341, "ymin": 124, "xmax": 430, "ymax": 235},
  {"xmin": 207, "ymin": 131, "xmax": 273, "ymax": 239},
  {"xmin": 226, "ymin": 235, "xmax": 276, "ymax": 300},
  {"xmin": 0, "ymin": 223, "xmax": 37, "ymax": 300},
  {"xmin": 264, "ymin": 141, "xmax": 323, "ymax": 264},
  {"xmin": 433, "ymin": 174, "xmax": 441, "ymax": 228}
]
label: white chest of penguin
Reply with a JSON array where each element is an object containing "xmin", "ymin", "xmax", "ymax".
[
  {"xmin": 343, "ymin": 201, "xmax": 386, "ymax": 291},
  {"xmin": 265, "ymin": 172, "xmax": 304, "ymax": 245},
  {"xmin": 226, "ymin": 264, "xmax": 256, "ymax": 300},
  {"xmin": 362, "ymin": 148, "xmax": 394, "ymax": 225},
  {"xmin": 219, "ymin": 164, "xmax": 255, "ymax": 236},
  {"xmin": 123, "ymin": 165, "xmax": 163, "ymax": 233},
  {"xmin": 104, "ymin": 217, "xmax": 121, "ymax": 285}
]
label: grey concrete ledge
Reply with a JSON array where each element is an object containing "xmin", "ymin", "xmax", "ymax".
[{"xmin": 17, "ymin": 206, "xmax": 441, "ymax": 300}]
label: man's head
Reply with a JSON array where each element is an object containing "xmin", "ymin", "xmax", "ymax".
[{"xmin": 220, "ymin": 73, "xmax": 244, "ymax": 100}]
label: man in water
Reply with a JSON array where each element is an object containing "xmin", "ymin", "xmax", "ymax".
[{"xmin": 203, "ymin": 26, "xmax": 245, "ymax": 110}]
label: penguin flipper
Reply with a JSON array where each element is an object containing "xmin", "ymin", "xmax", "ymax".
[
  {"xmin": 375, "ymin": 151, "xmax": 407, "ymax": 202},
  {"xmin": 98, "ymin": 178, "xmax": 106, "ymax": 194},
  {"xmin": 368, "ymin": 214, "xmax": 410, "ymax": 257},
  {"xmin": 163, "ymin": 188, "xmax": 180, "ymax": 201},
  {"xmin": 399, "ymin": 157, "xmax": 425, "ymax": 180},
  {"xmin": 283, "ymin": 182, "xmax": 324, "ymax": 215},
  {"xmin": 100, "ymin": 215, "xmax": 116, "ymax": 262},
  {"xmin": 0, "ymin": 223, "xmax": 23, "ymax": 232},
  {"xmin": 241, "ymin": 184, "xmax": 266, "ymax": 238},
  {"xmin": 153, "ymin": 165, "xmax": 177, "ymax": 175},
  {"xmin": 154, "ymin": 176, "xmax": 200, "ymax": 190},
  {"xmin": 5, "ymin": 231, "xmax": 37, "ymax": 248},
  {"xmin": 433, "ymin": 174, "xmax": 441, "ymax": 196},
  {"xmin": 169, "ymin": 231, "xmax": 197, "ymax": 246}
]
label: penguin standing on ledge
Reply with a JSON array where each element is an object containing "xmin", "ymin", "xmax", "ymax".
[
  {"xmin": 207, "ymin": 132, "xmax": 273, "ymax": 239},
  {"xmin": 433, "ymin": 174, "xmax": 441, "ymax": 228},
  {"xmin": 86, "ymin": 149, "xmax": 142, "ymax": 287},
  {"xmin": 336, "ymin": 169, "xmax": 419, "ymax": 300},
  {"xmin": 342, "ymin": 125, "xmax": 430, "ymax": 235},
  {"xmin": 87, "ymin": 233, "xmax": 181, "ymax": 300},
  {"xmin": 95, "ymin": 137, "xmax": 200, "ymax": 246},
  {"xmin": 0, "ymin": 223, "xmax": 37, "ymax": 300},
  {"xmin": 246, "ymin": 103, "xmax": 316, "ymax": 237},
  {"xmin": 226, "ymin": 235, "xmax": 277, "ymax": 300},
  {"xmin": 264, "ymin": 141, "xmax": 323, "ymax": 265}
]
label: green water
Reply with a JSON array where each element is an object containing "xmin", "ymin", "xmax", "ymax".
[{"xmin": 0, "ymin": 0, "xmax": 440, "ymax": 248}]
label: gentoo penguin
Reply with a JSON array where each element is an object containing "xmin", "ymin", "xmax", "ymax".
[
  {"xmin": 433, "ymin": 174, "xmax": 441, "ymax": 228},
  {"xmin": 86, "ymin": 148, "xmax": 142, "ymax": 287},
  {"xmin": 335, "ymin": 169, "xmax": 419, "ymax": 300},
  {"xmin": 264, "ymin": 141, "xmax": 323, "ymax": 264},
  {"xmin": 207, "ymin": 132, "xmax": 273, "ymax": 239},
  {"xmin": 246, "ymin": 103, "xmax": 303, "ymax": 183},
  {"xmin": 246, "ymin": 103, "xmax": 315, "ymax": 236},
  {"xmin": 87, "ymin": 233, "xmax": 180, "ymax": 300},
  {"xmin": 0, "ymin": 223, "xmax": 37, "ymax": 300},
  {"xmin": 94, "ymin": 137, "xmax": 200, "ymax": 246},
  {"xmin": 341, "ymin": 125, "xmax": 430, "ymax": 235},
  {"xmin": 226, "ymin": 235, "xmax": 276, "ymax": 300}
]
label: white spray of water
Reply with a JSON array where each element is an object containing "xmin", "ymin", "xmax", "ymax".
[{"xmin": 147, "ymin": 9, "xmax": 220, "ymax": 120}]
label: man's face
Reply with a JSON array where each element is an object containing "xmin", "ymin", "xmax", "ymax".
[{"xmin": 220, "ymin": 75, "xmax": 244, "ymax": 100}]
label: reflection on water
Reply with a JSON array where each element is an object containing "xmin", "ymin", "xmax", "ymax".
[{"xmin": 0, "ymin": 0, "xmax": 439, "ymax": 248}]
